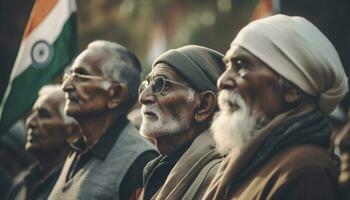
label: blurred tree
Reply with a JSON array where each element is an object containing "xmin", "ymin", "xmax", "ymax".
[
  {"xmin": 76, "ymin": 0, "xmax": 258, "ymax": 75},
  {"xmin": 0, "ymin": 0, "xmax": 34, "ymax": 101}
]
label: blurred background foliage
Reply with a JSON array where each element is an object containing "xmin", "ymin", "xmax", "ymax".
[
  {"xmin": 1, "ymin": 0, "xmax": 350, "ymax": 94},
  {"xmin": 1, "ymin": 0, "xmax": 259, "ymax": 100},
  {"xmin": 76, "ymin": 0, "xmax": 257, "ymax": 75}
]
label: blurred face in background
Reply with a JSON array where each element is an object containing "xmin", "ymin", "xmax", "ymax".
[{"xmin": 26, "ymin": 94, "xmax": 75, "ymax": 153}]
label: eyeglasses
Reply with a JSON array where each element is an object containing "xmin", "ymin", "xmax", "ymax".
[
  {"xmin": 138, "ymin": 76, "xmax": 191, "ymax": 95},
  {"xmin": 63, "ymin": 71, "xmax": 118, "ymax": 84}
]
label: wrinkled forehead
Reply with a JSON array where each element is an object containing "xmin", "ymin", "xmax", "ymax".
[
  {"xmin": 224, "ymin": 44, "xmax": 281, "ymax": 77},
  {"xmin": 75, "ymin": 48, "xmax": 105, "ymax": 62},
  {"xmin": 33, "ymin": 94, "xmax": 63, "ymax": 112},
  {"xmin": 148, "ymin": 63, "xmax": 187, "ymax": 83},
  {"xmin": 71, "ymin": 49, "xmax": 115, "ymax": 74},
  {"xmin": 224, "ymin": 44, "xmax": 250, "ymax": 61}
]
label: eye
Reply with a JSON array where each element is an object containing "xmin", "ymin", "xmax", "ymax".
[
  {"xmin": 74, "ymin": 67, "xmax": 88, "ymax": 75},
  {"xmin": 74, "ymin": 68, "xmax": 91, "ymax": 82},
  {"xmin": 75, "ymin": 73, "xmax": 91, "ymax": 82},
  {"xmin": 235, "ymin": 59, "xmax": 248, "ymax": 77},
  {"xmin": 235, "ymin": 59, "xmax": 244, "ymax": 69},
  {"xmin": 37, "ymin": 108, "xmax": 51, "ymax": 119},
  {"xmin": 152, "ymin": 76, "xmax": 166, "ymax": 94}
]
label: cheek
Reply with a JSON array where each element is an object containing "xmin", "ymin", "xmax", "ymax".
[
  {"xmin": 77, "ymin": 84, "xmax": 106, "ymax": 102},
  {"xmin": 249, "ymin": 83, "xmax": 284, "ymax": 117},
  {"xmin": 159, "ymin": 92, "xmax": 195, "ymax": 118},
  {"xmin": 234, "ymin": 80, "xmax": 255, "ymax": 106},
  {"xmin": 41, "ymin": 123, "xmax": 66, "ymax": 145},
  {"xmin": 236, "ymin": 76, "xmax": 280, "ymax": 112}
]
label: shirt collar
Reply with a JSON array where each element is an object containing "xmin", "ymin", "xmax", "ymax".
[{"xmin": 160, "ymin": 138, "xmax": 194, "ymax": 164}]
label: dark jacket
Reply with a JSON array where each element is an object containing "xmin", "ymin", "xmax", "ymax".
[{"xmin": 7, "ymin": 162, "xmax": 62, "ymax": 200}]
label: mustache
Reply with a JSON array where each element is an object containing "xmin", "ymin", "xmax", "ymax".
[
  {"xmin": 65, "ymin": 93, "xmax": 79, "ymax": 102},
  {"xmin": 26, "ymin": 129, "xmax": 41, "ymax": 141},
  {"xmin": 217, "ymin": 90, "xmax": 270, "ymax": 128},
  {"xmin": 217, "ymin": 90, "xmax": 246, "ymax": 112},
  {"xmin": 141, "ymin": 105, "xmax": 162, "ymax": 118}
]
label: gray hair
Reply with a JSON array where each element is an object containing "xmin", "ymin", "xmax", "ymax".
[
  {"xmin": 87, "ymin": 40, "xmax": 142, "ymax": 111},
  {"xmin": 186, "ymin": 88, "xmax": 195, "ymax": 103},
  {"xmin": 38, "ymin": 85, "xmax": 75, "ymax": 125}
]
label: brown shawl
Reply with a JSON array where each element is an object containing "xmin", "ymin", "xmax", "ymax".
[
  {"xmin": 145, "ymin": 129, "xmax": 222, "ymax": 200},
  {"xmin": 203, "ymin": 103, "xmax": 332, "ymax": 200}
]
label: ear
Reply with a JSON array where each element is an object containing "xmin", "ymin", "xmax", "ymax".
[
  {"xmin": 107, "ymin": 83, "xmax": 128, "ymax": 109},
  {"xmin": 194, "ymin": 91, "xmax": 217, "ymax": 123},
  {"xmin": 284, "ymin": 88, "xmax": 302, "ymax": 104}
]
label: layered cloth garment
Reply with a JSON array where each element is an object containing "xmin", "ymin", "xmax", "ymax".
[
  {"xmin": 140, "ymin": 130, "xmax": 222, "ymax": 200},
  {"xmin": 203, "ymin": 104, "xmax": 339, "ymax": 200},
  {"xmin": 139, "ymin": 45, "xmax": 225, "ymax": 200}
]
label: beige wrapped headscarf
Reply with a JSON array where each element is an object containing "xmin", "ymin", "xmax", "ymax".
[{"xmin": 232, "ymin": 14, "xmax": 348, "ymax": 113}]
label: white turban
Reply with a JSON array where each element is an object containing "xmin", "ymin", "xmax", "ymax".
[{"xmin": 232, "ymin": 14, "xmax": 348, "ymax": 113}]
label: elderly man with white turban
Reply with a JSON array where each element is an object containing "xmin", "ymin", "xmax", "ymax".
[{"xmin": 203, "ymin": 14, "xmax": 348, "ymax": 200}]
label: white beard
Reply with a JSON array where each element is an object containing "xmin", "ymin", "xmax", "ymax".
[
  {"xmin": 140, "ymin": 88, "xmax": 195, "ymax": 139},
  {"xmin": 140, "ymin": 104, "xmax": 191, "ymax": 139},
  {"xmin": 211, "ymin": 90, "xmax": 262, "ymax": 156}
]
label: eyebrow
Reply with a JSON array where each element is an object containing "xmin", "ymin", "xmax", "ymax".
[
  {"xmin": 233, "ymin": 54, "xmax": 251, "ymax": 64},
  {"xmin": 146, "ymin": 73, "xmax": 168, "ymax": 82},
  {"xmin": 73, "ymin": 66, "xmax": 89, "ymax": 75}
]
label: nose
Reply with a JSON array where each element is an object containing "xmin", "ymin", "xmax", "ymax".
[
  {"xmin": 139, "ymin": 85, "xmax": 155, "ymax": 105},
  {"xmin": 62, "ymin": 76, "xmax": 74, "ymax": 92},
  {"xmin": 26, "ymin": 113, "xmax": 38, "ymax": 129},
  {"xmin": 217, "ymin": 68, "xmax": 237, "ymax": 90}
]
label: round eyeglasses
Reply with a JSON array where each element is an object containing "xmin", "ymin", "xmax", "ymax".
[
  {"xmin": 138, "ymin": 76, "xmax": 191, "ymax": 95},
  {"xmin": 63, "ymin": 71, "xmax": 118, "ymax": 84}
]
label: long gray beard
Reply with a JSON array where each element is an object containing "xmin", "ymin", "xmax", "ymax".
[{"xmin": 211, "ymin": 90, "xmax": 265, "ymax": 156}]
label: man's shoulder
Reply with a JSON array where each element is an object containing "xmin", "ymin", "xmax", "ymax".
[
  {"xmin": 252, "ymin": 144, "xmax": 338, "ymax": 186},
  {"xmin": 106, "ymin": 122, "xmax": 156, "ymax": 163},
  {"xmin": 28, "ymin": 166, "xmax": 62, "ymax": 200},
  {"xmin": 6, "ymin": 163, "xmax": 41, "ymax": 200},
  {"xmin": 270, "ymin": 144, "xmax": 337, "ymax": 172},
  {"xmin": 117, "ymin": 122, "xmax": 155, "ymax": 151},
  {"xmin": 234, "ymin": 145, "xmax": 338, "ymax": 200},
  {"xmin": 258, "ymin": 145, "xmax": 338, "ymax": 199}
]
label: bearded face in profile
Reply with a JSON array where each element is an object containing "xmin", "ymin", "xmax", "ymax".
[
  {"xmin": 211, "ymin": 45, "xmax": 292, "ymax": 156},
  {"xmin": 211, "ymin": 90, "xmax": 268, "ymax": 156}
]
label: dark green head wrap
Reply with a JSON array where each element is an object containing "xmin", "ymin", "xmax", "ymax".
[{"xmin": 152, "ymin": 45, "xmax": 225, "ymax": 92}]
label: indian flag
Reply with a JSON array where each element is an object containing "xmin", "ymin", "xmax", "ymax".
[{"xmin": 0, "ymin": 0, "xmax": 77, "ymax": 132}]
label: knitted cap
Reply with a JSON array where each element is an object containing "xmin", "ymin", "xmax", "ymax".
[{"xmin": 153, "ymin": 45, "xmax": 225, "ymax": 92}]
